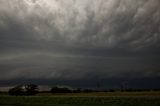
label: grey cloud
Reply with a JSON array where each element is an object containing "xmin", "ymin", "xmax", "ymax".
[
  {"xmin": 0, "ymin": 0, "xmax": 160, "ymax": 83},
  {"xmin": 0, "ymin": 0, "xmax": 160, "ymax": 49},
  {"xmin": 0, "ymin": 52, "xmax": 159, "ymax": 80}
]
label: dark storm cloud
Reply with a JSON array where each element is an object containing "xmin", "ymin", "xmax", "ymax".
[{"xmin": 0, "ymin": 0, "xmax": 160, "ymax": 84}]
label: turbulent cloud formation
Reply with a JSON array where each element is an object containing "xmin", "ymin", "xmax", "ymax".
[{"xmin": 0, "ymin": 0, "xmax": 160, "ymax": 87}]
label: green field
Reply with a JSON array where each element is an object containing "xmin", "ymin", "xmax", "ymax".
[{"xmin": 0, "ymin": 92, "xmax": 160, "ymax": 106}]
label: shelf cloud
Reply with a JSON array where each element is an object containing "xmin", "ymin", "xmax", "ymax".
[{"xmin": 0, "ymin": 0, "xmax": 160, "ymax": 87}]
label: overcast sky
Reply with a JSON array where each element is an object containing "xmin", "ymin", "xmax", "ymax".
[{"xmin": 0, "ymin": 0, "xmax": 160, "ymax": 88}]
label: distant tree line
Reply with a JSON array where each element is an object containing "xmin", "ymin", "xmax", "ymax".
[
  {"xmin": 7, "ymin": 84, "xmax": 160, "ymax": 96},
  {"xmin": 51, "ymin": 86, "xmax": 72, "ymax": 93}
]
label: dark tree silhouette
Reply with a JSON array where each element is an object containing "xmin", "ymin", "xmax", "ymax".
[
  {"xmin": 51, "ymin": 86, "xmax": 72, "ymax": 94},
  {"xmin": 8, "ymin": 85, "xmax": 24, "ymax": 96},
  {"xmin": 8, "ymin": 84, "xmax": 38, "ymax": 96},
  {"xmin": 25, "ymin": 84, "xmax": 38, "ymax": 95}
]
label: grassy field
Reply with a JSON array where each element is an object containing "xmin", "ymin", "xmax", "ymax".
[{"xmin": 0, "ymin": 92, "xmax": 160, "ymax": 106}]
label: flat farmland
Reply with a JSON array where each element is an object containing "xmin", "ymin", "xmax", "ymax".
[{"xmin": 0, "ymin": 92, "xmax": 160, "ymax": 106}]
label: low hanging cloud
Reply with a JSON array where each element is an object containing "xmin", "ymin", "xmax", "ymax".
[{"xmin": 0, "ymin": 0, "xmax": 160, "ymax": 83}]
